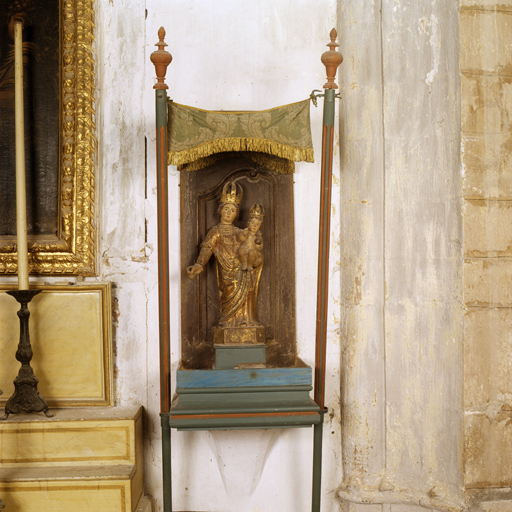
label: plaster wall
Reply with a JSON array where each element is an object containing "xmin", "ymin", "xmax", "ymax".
[{"xmin": 94, "ymin": 1, "xmax": 341, "ymax": 511}]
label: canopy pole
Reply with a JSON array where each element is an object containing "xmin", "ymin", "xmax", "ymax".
[
  {"xmin": 150, "ymin": 27, "xmax": 173, "ymax": 512},
  {"xmin": 312, "ymin": 28, "xmax": 343, "ymax": 512}
]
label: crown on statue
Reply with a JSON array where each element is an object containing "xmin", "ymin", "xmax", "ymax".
[
  {"xmin": 221, "ymin": 181, "xmax": 243, "ymax": 205},
  {"xmin": 249, "ymin": 204, "xmax": 265, "ymax": 219}
]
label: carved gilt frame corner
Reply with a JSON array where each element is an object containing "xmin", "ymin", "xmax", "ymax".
[{"xmin": 0, "ymin": 0, "xmax": 97, "ymax": 276}]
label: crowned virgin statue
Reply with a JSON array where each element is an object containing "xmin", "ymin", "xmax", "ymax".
[{"xmin": 186, "ymin": 181, "xmax": 265, "ymax": 343}]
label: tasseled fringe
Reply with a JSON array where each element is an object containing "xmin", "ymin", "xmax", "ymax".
[
  {"xmin": 177, "ymin": 152, "xmax": 296, "ymax": 174},
  {"xmin": 168, "ymin": 137, "xmax": 314, "ymax": 167}
]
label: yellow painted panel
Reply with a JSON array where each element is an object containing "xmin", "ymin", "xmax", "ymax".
[
  {"xmin": 0, "ymin": 284, "xmax": 112, "ymax": 406},
  {"xmin": 0, "ymin": 424, "xmax": 133, "ymax": 467},
  {"xmin": 131, "ymin": 411, "xmax": 144, "ymax": 508},
  {"xmin": 0, "ymin": 481, "xmax": 130, "ymax": 512}
]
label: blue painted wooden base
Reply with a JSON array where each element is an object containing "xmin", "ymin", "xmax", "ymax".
[
  {"xmin": 169, "ymin": 364, "xmax": 321, "ymax": 430},
  {"xmin": 214, "ymin": 343, "xmax": 266, "ymax": 369}
]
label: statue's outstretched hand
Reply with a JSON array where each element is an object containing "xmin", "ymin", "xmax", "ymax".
[{"xmin": 186, "ymin": 264, "xmax": 203, "ymax": 279}]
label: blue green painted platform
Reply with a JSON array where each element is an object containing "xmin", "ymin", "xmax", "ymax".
[{"xmin": 169, "ymin": 365, "xmax": 321, "ymax": 430}]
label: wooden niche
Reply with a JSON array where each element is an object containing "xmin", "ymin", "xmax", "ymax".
[{"xmin": 181, "ymin": 153, "xmax": 297, "ymax": 370}]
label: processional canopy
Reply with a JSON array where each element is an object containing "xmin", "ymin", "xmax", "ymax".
[{"xmin": 167, "ymin": 99, "xmax": 314, "ymax": 172}]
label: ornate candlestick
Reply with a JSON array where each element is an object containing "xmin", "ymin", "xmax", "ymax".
[
  {"xmin": 1, "ymin": 290, "xmax": 52, "ymax": 420},
  {"xmin": 1, "ymin": 18, "xmax": 51, "ymax": 421}
]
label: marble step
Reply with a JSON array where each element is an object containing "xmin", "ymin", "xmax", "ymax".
[{"xmin": 0, "ymin": 406, "xmax": 142, "ymax": 469}]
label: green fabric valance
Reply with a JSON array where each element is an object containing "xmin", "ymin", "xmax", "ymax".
[{"xmin": 167, "ymin": 99, "xmax": 314, "ymax": 170}]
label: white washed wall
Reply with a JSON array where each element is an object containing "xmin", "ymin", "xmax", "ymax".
[{"xmin": 94, "ymin": 1, "xmax": 341, "ymax": 511}]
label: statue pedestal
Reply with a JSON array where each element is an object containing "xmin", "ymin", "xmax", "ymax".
[
  {"xmin": 212, "ymin": 326, "xmax": 265, "ymax": 345},
  {"xmin": 214, "ymin": 343, "xmax": 266, "ymax": 370},
  {"xmin": 169, "ymin": 364, "xmax": 320, "ymax": 430}
]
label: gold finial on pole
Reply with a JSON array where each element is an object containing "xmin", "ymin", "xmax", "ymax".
[
  {"xmin": 321, "ymin": 28, "xmax": 343, "ymax": 89},
  {"xmin": 150, "ymin": 27, "xmax": 173, "ymax": 90}
]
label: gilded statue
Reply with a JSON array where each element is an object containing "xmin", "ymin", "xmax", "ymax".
[
  {"xmin": 186, "ymin": 182, "xmax": 265, "ymax": 343},
  {"xmin": 238, "ymin": 204, "xmax": 264, "ymax": 271}
]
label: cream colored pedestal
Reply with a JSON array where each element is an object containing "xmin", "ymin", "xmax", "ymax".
[{"xmin": 0, "ymin": 406, "xmax": 144, "ymax": 512}]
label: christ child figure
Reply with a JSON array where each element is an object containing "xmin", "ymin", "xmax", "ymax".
[{"xmin": 237, "ymin": 204, "xmax": 264, "ymax": 271}]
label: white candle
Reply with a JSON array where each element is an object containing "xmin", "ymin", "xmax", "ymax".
[{"xmin": 14, "ymin": 18, "xmax": 29, "ymax": 290}]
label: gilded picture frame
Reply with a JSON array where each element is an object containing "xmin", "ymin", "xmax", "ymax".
[{"xmin": 0, "ymin": 0, "xmax": 96, "ymax": 276}]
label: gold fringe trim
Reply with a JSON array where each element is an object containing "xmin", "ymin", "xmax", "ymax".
[
  {"xmin": 168, "ymin": 137, "xmax": 314, "ymax": 167},
  {"xmin": 169, "ymin": 98, "xmax": 312, "ymax": 115},
  {"xmin": 178, "ymin": 152, "xmax": 296, "ymax": 174}
]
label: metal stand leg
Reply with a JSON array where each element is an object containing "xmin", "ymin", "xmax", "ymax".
[
  {"xmin": 312, "ymin": 411, "xmax": 325, "ymax": 512},
  {"xmin": 161, "ymin": 413, "xmax": 172, "ymax": 512}
]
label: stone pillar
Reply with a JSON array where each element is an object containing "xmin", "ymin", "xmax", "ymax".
[{"xmin": 337, "ymin": 0, "xmax": 463, "ymax": 510}]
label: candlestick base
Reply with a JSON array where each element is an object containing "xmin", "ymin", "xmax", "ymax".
[{"xmin": 0, "ymin": 289, "xmax": 52, "ymax": 420}]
